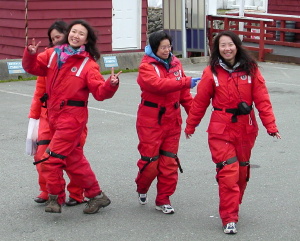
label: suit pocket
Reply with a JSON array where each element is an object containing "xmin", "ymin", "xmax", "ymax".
[{"xmin": 206, "ymin": 122, "xmax": 226, "ymax": 134}]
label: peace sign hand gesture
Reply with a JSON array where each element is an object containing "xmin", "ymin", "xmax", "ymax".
[
  {"xmin": 27, "ymin": 38, "xmax": 41, "ymax": 55},
  {"xmin": 110, "ymin": 67, "xmax": 122, "ymax": 86}
]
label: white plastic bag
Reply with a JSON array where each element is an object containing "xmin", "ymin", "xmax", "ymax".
[{"xmin": 26, "ymin": 118, "xmax": 40, "ymax": 156}]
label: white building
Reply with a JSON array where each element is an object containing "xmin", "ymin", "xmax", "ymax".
[{"xmin": 148, "ymin": 0, "xmax": 162, "ymax": 8}]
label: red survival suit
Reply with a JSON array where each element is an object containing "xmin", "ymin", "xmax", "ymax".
[
  {"xmin": 23, "ymin": 47, "xmax": 118, "ymax": 205},
  {"xmin": 135, "ymin": 54, "xmax": 193, "ymax": 206},
  {"xmin": 185, "ymin": 65, "xmax": 278, "ymax": 225},
  {"xmin": 28, "ymin": 75, "xmax": 87, "ymax": 202}
]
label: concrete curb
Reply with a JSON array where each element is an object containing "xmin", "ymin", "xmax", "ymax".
[{"xmin": 0, "ymin": 53, "xmax": 209, "ymax": 81}]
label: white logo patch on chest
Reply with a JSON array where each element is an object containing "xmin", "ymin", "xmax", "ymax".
[
  {"xmin": 174, "ymin": 71, "xmax": 180, "ymax": 76},
  {"xmin": 241, "ymin": 75, "xmax": 247, "ymax": 80}
]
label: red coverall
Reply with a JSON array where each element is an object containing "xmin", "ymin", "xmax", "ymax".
[
  {"xmin": 135, "ymin": 54, "xmax": 193, "ymax": 206},
  {"xmin": 185, "ymin": 65, "xmax": 278, "ymax": 225},
  {"xmin": 23, "ymin": 47, "xmax": 118, "ymax": 205},
  {"xmin": 28, "ymin": 75, "xmax": 87, "ymax": 202}
]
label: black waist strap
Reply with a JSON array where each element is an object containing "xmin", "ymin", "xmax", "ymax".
[
  {"xmin": 143, "ymin": 100, "xmax": 158, "ymax": 108},
  {"xmin": 213, "ymin": 106, "xmax": 252, "ymax": 123},
  {"xmin": 214, "ymin": 107, "xmax": 238, "ymax": 114},
  {"xmin": 141, "ymin": 99, "xmax": 179, "ymax": 125},
  {"xmin": 141, "ymin": 99, "xmax": 180, "ymax": 110},
  {"xmin": 159, "ymin": 150, "xmax": 183, "ymax": 173},
  {"xmin": 60, "ymin": 100, "xmax": 88, "ymax": 109},
  {"xmin": 67, "ymin": 100, "xmax": 87, "ymax": 107}
]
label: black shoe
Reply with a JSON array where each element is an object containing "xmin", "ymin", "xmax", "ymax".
[
  {"xmin": 65, "ymin": 197, "xmax": 81, "ymax": 206},
  {"xmin": 34, "ymin": 197, "xmax": 48, "ymax": 203}
]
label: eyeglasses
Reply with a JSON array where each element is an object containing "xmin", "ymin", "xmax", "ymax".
[{"xmin": 159, "ymin": 45, "xmax": 172, "ymax": 50}]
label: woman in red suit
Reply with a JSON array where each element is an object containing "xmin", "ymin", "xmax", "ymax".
[
  {"xmin": 24, "ymin": 19, "xmax": 121, "ymax": 214},
  {"xmin": 28, "ymin": 20, "xmax": 86, "ymax": 206},
  {"xmin": 185, "ymin": 31, "xmax": 281, "ymax": 234}
]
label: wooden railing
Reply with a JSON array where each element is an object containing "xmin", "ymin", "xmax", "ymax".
[
  {"xmin": 226, "ymin": 12, "xmax": 300, "ymax": 48},
  {"xmin": 207, "ymin": 14, "xmax": 274, "ymax": 61}
]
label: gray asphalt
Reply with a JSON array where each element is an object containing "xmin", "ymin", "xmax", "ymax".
[{"xmin": 0, "ymin": 61, "xmax": 299, "ymax": 241}]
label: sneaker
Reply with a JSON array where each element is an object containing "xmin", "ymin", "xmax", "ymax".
[
  {"xmin": 223, "ymin": 222, "xmax": 237, "ymax": 234},
  {"xmin": 45, "ymin": 194, "xmax": 61, "ymax": 213},
  {"xmin": 83, "ymin": 192, "xmax": 111, "ymax": 214},
  {"xmin": 138, "ymin": 193, "xmax": 148, "ymax": 205},
  {"xmin": 155, "ymin": 204, "xmax": 175, "ymax": 214}
]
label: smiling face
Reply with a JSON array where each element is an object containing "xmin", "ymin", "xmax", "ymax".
[
  {"xmin": 219, "ymin": 35, "xmax": 237, "ymax": 65},
  {"xmin": 68, "ymin": 24, "xmax": 88, "ymax": 48},
  {"xmin": 156, "ymin": 39, "xmax": 172, "ymax": 60},
  {"xmin": 50, "ymin": 29, "xmax": 65, "ymax": 46}
]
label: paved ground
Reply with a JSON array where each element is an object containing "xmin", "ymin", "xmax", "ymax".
[
  {"xmin": 0, "ymin": 61, "xmax": 299, "ymax": 241},
  {"xmin": 244, "ymin": 41, "xmax": 300, "ymax": 64}
]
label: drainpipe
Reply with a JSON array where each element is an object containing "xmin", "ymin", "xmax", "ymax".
[
  {"xmin": 181, "ymin": 0, "xmax": 187, "ymax": 58},
  {"xmin": 239, "ymin": 0, "xmax": 245, "ymax": 40}
]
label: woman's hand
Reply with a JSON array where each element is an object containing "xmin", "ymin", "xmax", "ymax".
[
  {"xmin": 185, "ymin": 133, "xmax": 192, "ymax": 139},
  {"xmin": 110, "ymin": 67, "xmax": 122, "ymax": 86},
  {"xmin": 27, "ymin": 38, "xmax": 41, "ymax": 55},
  {"xmin": 269, "ymin": 132, "xmax": 281, "ymax": 139}
]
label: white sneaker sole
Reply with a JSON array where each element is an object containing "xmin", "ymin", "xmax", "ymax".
[
  {"xmin": 155, "ymin": 205, "xmax": 175, "ymax": 214},
  {"xmin": 138, "ymin": 194, "xmax": 148, "ymax": 205},
  {"xmin": 224, "ymin": 229, "xmax": 237, "ymax": 234}
]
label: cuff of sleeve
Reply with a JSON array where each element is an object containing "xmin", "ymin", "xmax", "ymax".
[
  {"xmin": 185, "ymin": 124, "xmax": 195, "ymax": 135},
  {"xmin": 266, "ymin": 124, "xmax": 278, "ymax": 134}
]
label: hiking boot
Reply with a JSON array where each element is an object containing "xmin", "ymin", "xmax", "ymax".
[
  {"xmin": 155, "ymin": 204, "xmax": 175, "ymax": 214},
  {"xmin": 65, "ymin": 197, "xmax": 81, "ymax": 206},
  {"xmin": 83, "ymin": 192, "xmax": 111, "ymax": 214},
  {"xmin": 45, "ymin": 194, "xmax": 61, "ymax": 213},
  {"xmin": 223, "ymin": 222, "xmax": 237, "ymax": 234},
  {"xmin": 138, "ymin": 193, "xmax": 148, "ymax": 205}
]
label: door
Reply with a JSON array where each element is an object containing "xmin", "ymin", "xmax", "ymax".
[{"xmin": 112, "ymin": 0, "xmax": 141, "ymax": 50}]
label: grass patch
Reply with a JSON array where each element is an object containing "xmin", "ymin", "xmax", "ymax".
[{"xmin": 0, "ymin": 76, "xmax": 37, "ymax": 83}]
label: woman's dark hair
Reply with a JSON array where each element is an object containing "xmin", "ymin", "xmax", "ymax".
[
  {"xmin": 47, "ymin": 20, "xmax": 68, "ymax": 47},
  {"xmin": 149, "ymin": 30, "xmax": 172, "ymax": 55},
  {"xmin": 210, "ymin": 30, "xmax": 257, "ymax": 76},
  {"xmin": 62, "ymin": 19, "xmax": 100, "ymax": 60}
]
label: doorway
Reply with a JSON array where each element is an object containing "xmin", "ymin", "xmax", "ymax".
[{"xmin": 112, "ymin": 0, "xmax": 141, "ymax": 50}]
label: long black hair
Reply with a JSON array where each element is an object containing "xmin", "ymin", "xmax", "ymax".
[
  {"xmin": 47, "ymin": 20, "xmax": 68, "ymax": 47},
  {"xmin": 62, "ymin": 19, "xmax": 100, "ymax": 60},
  {"xmin": 149, "ymin": 30, "xmax": 172, "ymax": 55},
  {"xmin": 210, "ymin": 30, "xmax": 257, "ymax": 76}
]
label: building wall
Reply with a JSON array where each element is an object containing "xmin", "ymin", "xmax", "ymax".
[
  {"xmin": 0, "ymin": 0, "xmax": 147, "ymax": 59},
  {"xmin": 268, "ymin": 0, "xmax": 300, "ymax": 42},
  {"xmin": 268, "ymin": 0, "xmax": 300, "ymax": 15}
]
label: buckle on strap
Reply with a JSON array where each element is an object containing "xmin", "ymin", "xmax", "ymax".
[
  {"xmin": 46, "ymin": 149, "xmax": 66, "ymax": 159},
  {"xmin": 216, "ymin": 156, "xmax": 238, "ymax": 169},
  {"xmin": 240, "ymin": 161, "xmax": 250, "ymax": 166},
  {"xmin": 141, "ymin": 155, "xmax": 159, "ymax": 162},
  {"xmin": 140, "ymin": 155, "xmax": 159, "ymax": 173},
  {"xmin": 159, "ymin": 150, "xmax": 183, "ymax": 173}
]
